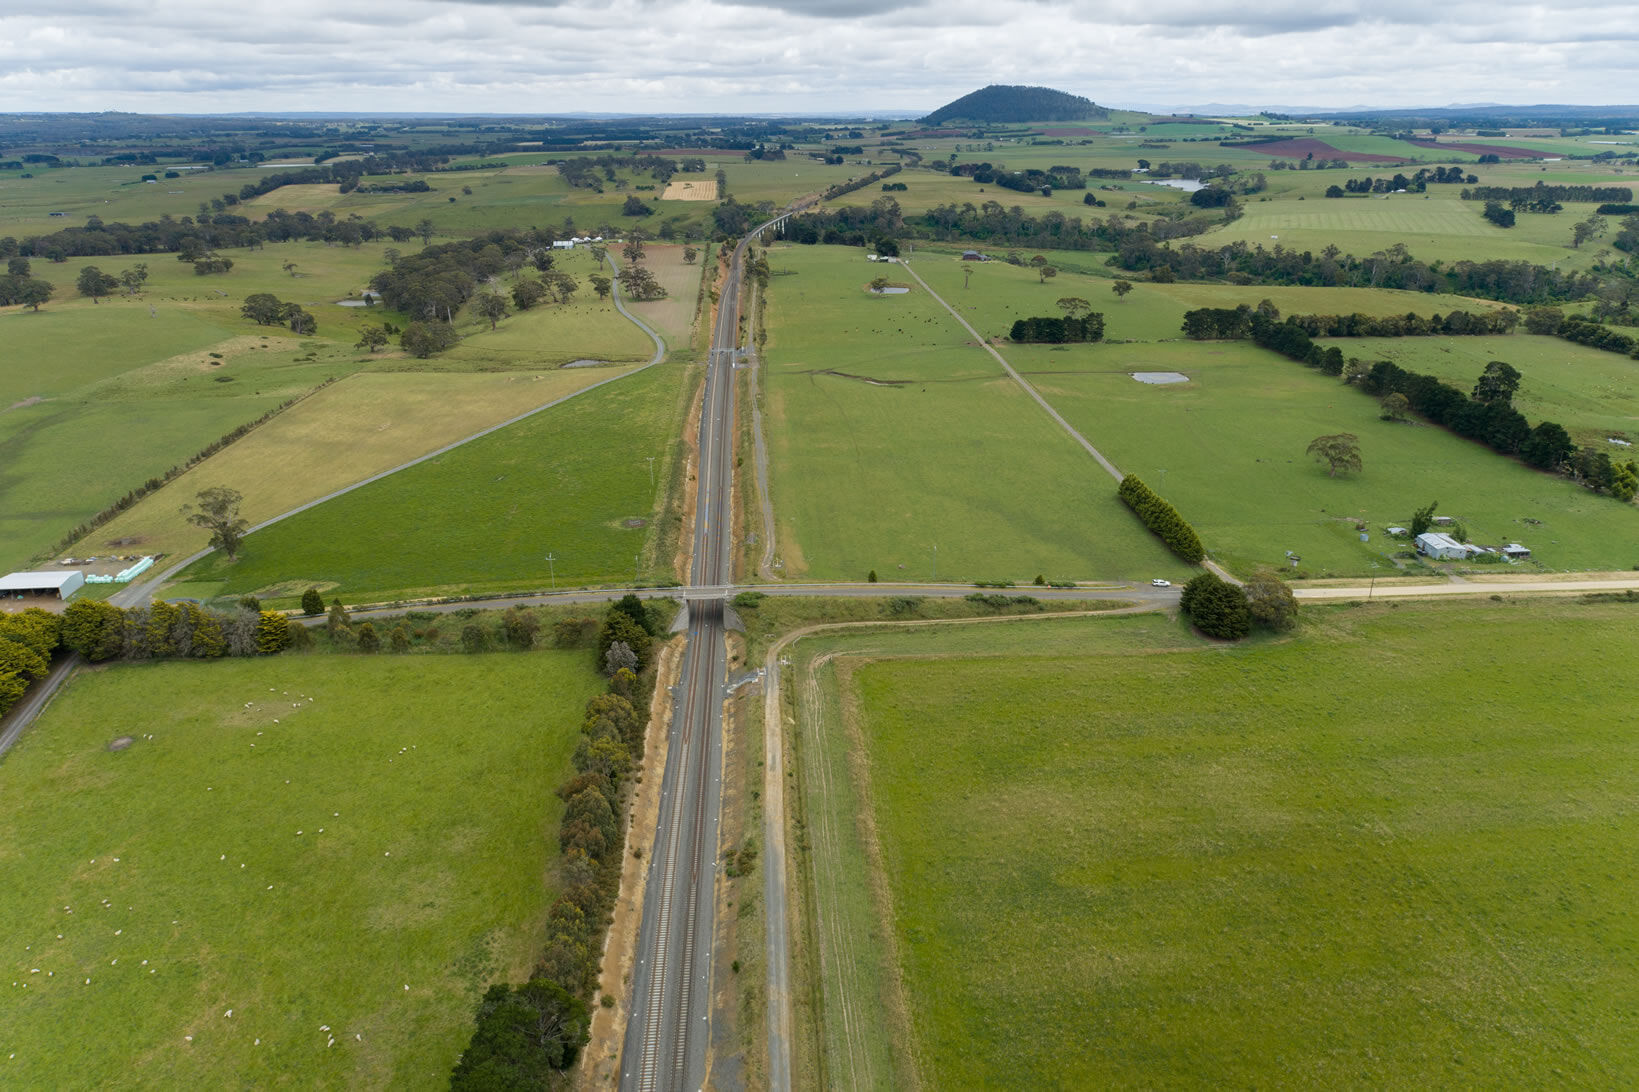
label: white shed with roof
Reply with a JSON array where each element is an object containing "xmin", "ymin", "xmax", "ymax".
[
  {"xmin": 1415, "ymin": 532, "xmax": 1467, "ymax": 560},
  {"xmin": 0, "ymin": 570, "xmax": 84, "ymax": 599}
]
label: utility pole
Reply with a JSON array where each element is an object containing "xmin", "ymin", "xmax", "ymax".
[
  {"xmin": 544, "ymin": 553, "xmax": 557, "ymax": 589},
  {"xmin": 646, "ymin": 456, "xmax": 657, "ymax": 488},
  {"xmin": 932, "ymin": 544, "xmax": 937, "ymax": 581}
]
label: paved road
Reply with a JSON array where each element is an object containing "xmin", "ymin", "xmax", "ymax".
[{"xmin": 622, "ymin": 215, "xmax": 776, "ymax": 1092}]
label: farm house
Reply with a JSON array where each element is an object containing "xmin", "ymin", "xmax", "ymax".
[{"xmin": 0, "ymin": 570, "xmax": 84, "ymax": 601}]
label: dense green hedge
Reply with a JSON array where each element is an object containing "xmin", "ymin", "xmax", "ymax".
[{"xmin": 1117, "ymin": 476, "xmax": 1205, "ymax": 562}]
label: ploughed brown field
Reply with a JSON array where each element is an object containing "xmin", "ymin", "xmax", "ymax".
[
  {"xmin": 1407, "ymin": 138, "xmax": 1548, "ymax": 158},
  {"xmin": 1233, "ymin": 137, "xmax": 1410, "ymax": 163}
]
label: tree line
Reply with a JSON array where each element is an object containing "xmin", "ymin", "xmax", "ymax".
[
  {"xmin": 58, "ymin": 598, "xmax": 301, "ymax": 663},
  {"xmin": 449, "ymin": 596, "xmax": 663, "ymax": 1086},
  {"xmin": 0, "ymin": 610, "xmax": 63, "ymax": 721},
  {"xmin": 1462, "ymin": 183, "xmax": 1632, "ymax": 205},
  {"xmin": 1009, "ymin": 313, "xmax": 1105, "ymax": 343},
  {"xmin": 1117, "ymin": 476, "xmax": 1205, "ymax": 562}
]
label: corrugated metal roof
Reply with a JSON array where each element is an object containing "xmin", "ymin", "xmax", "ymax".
[{"xmin": 0, "ymin": 570, "xmax": 82, "ymax": 591}]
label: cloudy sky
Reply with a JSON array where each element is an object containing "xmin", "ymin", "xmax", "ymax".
[{"xmin": 2, "ymin": 0, "xmax": 1636, "ymax": 115}]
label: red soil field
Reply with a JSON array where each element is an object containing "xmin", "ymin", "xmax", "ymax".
[
  {"xmin": 1406, "ymin": 139, "xmax": 1547, "ymax": 158},
  {"xmin": 1232, "ymin": 137, "xmax": 1410, "ymax": 164}
]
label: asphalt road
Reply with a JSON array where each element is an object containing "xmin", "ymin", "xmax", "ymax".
[{"xmin": 621, "ymin": 214, "xmax": 780, "ymax": 1091}]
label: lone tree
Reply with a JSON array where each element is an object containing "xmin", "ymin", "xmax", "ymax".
[
  {"xmin": 1472, "ymin": 360, "xmax": 1522, "ymax": 405},
  {"xmin": 1038, "ymin": 264, "xmax": 1057, "ymax": 285},
  {"xmin": 1243, "ymin": 570, "xmax": 1298, "ymax": 631},
  {"xmin": 1379, "ymin": 392, "xmax": 1410, "ymax": 421},
  {"xmin": 1179, "ymin": 572, "xmax": 1251, "ymax": 640},
  {"xmin": 1111, "ymin": 280, "xmax": 1134, "ymax": 300},
  {"xmin": 1056, "ymin": 296, "xmax": 1091, "ymax": 320},
  {"xmin": 588, "ymin": 274, "xmax": 612, "ymax": 301},
  {"xmin": 301, "ymin": 587, "xmax": 325, "ymax": 616},
  {"xmin": 77, "ymin": 265, "xmax": 119, "ymax": 303},
  {"xmin": 622, "ymin": 235, "xmax": 646, "ymax": 264},
  {"xmin": 182, "ymin": 486, "xmax": 250, "ymax": 560},
  {"xmin": 1410, "ymin": 500, "xmax": 1439, "ymax": 537},
  {"xmin": 511, "ymin": 279, "xmax": 546, "ymax": 311},
  {"xmin": 682, "ymin": 246, "xmax": 699, "ymax": 264},
  {"xmin": 355, "ymin": 325, "xmax": 389, "ymax": 352},
  {"xmin": 869, "ymin": 276, "xmax": 890, "ymax": 294},
  {"xmin": 1306, "ymin": 433, "xmax": 1362, "ymax": 477},
  {"xmin": 474, "ymin": 292, "xmax": 509, "ymax": 330}
]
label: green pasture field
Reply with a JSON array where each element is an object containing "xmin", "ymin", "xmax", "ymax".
[
  {"xmin": 171, "ymin": 361, "xmax": 693, "ymax": 606},
  {"xmin": 1204, "ymin": 180, "xmax": 1632, "ymax": 272},
  {"xmin": 808, "ymin": 597, "xmax": 1639, "ymax": 1087},
  {"xmin": 1205, "ymin": 193, "xmax": 1593, "ymax": 269},
  {"xmin": 912, "ymin": 247, "xmax": 1505, "ymax": 342},
  {"xmin": 757, "ymin": 244, "xmax": 1190, "ymax": 585},
  {"xmin": 0, "ymin": 652, "xmax": 600, "ymax": 1089},
  {"xmin": 70, "ymin": 368, "xmax": 632, "ymax": 561},
  {"xmin": 1023, "ymin": 339, "xmax": 1639, "ymax": 575},
  {"xmin": 0, "ymin": 241, "xmax": 656, "ymax": 569},
  {"xmin": 0, "ymin": 163, "xmax": 248, "ymax": 239},
  {"xmin": 897, "ymin": 252, "xmax": 1639, "ymax": 575},
  {"xmin": 1324, "ymin": 333, "xmax": 1639, "ymax": 446}
]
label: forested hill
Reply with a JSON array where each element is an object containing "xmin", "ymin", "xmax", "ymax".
[{"xmin": 919, "ymin": 85, "xmax": 1107, "ymax": 125}]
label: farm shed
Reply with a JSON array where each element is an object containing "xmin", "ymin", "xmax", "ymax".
[
  {"xmin": 1415, "ymin": 533, "xmax": 1467, "ymax": 560},
  {"xmin": 1502, "ymin": 544, "xmax": 1532, "ymax": 559},
  {"xmin": 0, "ymin": 570, "xmax": 84, "ymax": 600}
]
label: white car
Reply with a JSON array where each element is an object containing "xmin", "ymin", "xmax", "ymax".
[{"xmin": 1151, "ymin": 578, "xmax": 1172, "ymax": 587}]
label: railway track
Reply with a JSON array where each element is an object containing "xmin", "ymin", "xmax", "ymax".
[{"xmin": 621, "ymin": 214, "xmax": 787, "ymax": 1091}]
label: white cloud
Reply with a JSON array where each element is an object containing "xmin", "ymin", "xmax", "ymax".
[{"xmin": 0, "ymin": 0, "xmax": 1633, "ymax": 112}]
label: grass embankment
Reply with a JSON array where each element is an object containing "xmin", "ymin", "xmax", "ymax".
[
  {"xmin": 907, "ymin": 253, "xmax": 1639, "ymax": 576},
  {"xmin": 796, "ymin": 597, "xmax": 1639, "ymax": 1087},
  {"xmin": 171, "ymin": 361, "xmax": 693, "ymax": 607},
  {"xmin": 0, "ymin": 652, "xmax": 602, "ymax": 1088},
  {"xmin": 758, "ymin": 245, "xmax": 1189, "ymax": 585}
]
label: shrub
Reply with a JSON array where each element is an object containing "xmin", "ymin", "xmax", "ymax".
[
  {"xmin": 300, "ymin": 587, "xmax": 324, "ymax": 616},
  {"xmin": 356, "ymin": 622, "xmax": 380, "ymax": 653},
  {"xmin": 1179, "ymin": 573, "xmax": 1251, "ymax": 640}
]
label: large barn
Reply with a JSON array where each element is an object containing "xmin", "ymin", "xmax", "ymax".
[{"xmin": 0, "ymin": 570, "xmax": 85, "ymax": 601}]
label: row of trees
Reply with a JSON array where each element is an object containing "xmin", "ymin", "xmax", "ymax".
[
  {"xmin": 0, "ymin": 610, "xmax": 61, "ymax": 720},
  {"xmin": 450, "ymin": 596, "xmax": 662, "ymax": 1086},
  {"xmin": 1462, "ymin": 182, "xmax": 1632, "ymax": 205},
  {"xmin": 1282, "ymin": 308, "xmax": 1518, "ymax": 338},
  {"xmin": 1117, "ymin": 475, "xmax": 1206, "ymax": 562},
  {"xmin": 1008, "ymin": 313, "xmax": 1105, "ymax": 343},
  {"xmin": 59, "ymin": 598, "xmax": 299, "ymax": 663}
]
